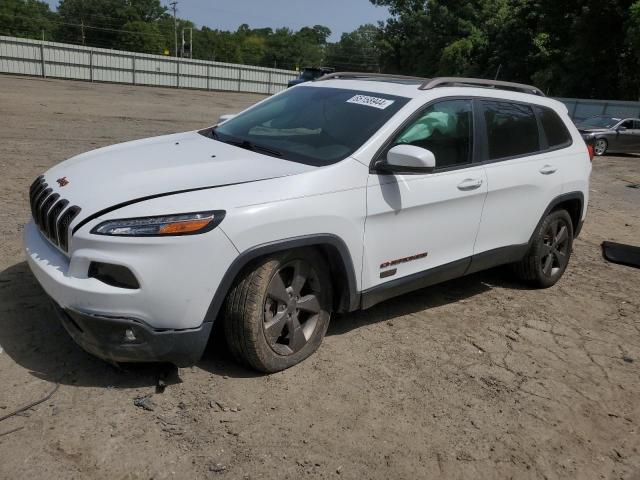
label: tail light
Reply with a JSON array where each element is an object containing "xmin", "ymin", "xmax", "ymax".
[{"xmin": 585, "ymin": 138, "xmax": 595, "ymax": 161}]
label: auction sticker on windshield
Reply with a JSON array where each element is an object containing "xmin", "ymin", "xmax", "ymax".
[{"xmin": 347, "ymin": 95, "xmax": 395, "ymax": 110}]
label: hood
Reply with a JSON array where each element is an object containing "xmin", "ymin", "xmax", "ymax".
[
  {"xmin": 43, "ymin": 130, "xmax": 314, "ymax": 219},
  {"xmin": 576, "ymin": 125, "xmax": 610, "ymax": 134}
]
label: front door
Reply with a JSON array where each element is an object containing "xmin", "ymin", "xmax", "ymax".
[
  {"xmin": 362, "ymin": 99, "xmax": 487, "ymax": 291},
  {"xmin": 615, "ymin": 119, "xmax": 636, "ymax": 152}
]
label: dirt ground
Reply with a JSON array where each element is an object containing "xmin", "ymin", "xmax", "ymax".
[{"xmin": 0, "ymin": 75, "xmax": 639, "ymax": 480}]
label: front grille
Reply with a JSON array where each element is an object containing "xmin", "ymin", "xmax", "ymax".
[{"xmin": 29, "ymin": 176, "xmax": 81, "ymax": 252}]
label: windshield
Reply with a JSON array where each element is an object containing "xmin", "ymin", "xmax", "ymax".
[
  {"xmin": 581, "ymin": 115, "xmax": 620, "ymax": 128},
  {"xmin": 211, "ymin": 86, "xmax": 410, "ymax": 166}
]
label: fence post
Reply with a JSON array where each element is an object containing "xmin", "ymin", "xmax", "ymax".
[
  {"xmin": 267, "ymin": 71, "xmax": 272, "ymax": 95},
  {"xmin": 132, "ymin": 56, "xmax": 136, "ymax": 85},
  {"xmin": 176, "ymin": 59, "xmax": 180, "ymax": 88},
  {"xmin": 40, "ymin": 40, "xmax": 46, "ymax": 78},
  {"xmin": 89, "ymin": 49, "xmax": 93, "ymax": 82},
  {"xmin": 237, "ymin": 68, "xmax": 242, "ymax": 92},
  {"xmin": 207, "ymin": 64, "xmax": 211, "ymax": 91}
]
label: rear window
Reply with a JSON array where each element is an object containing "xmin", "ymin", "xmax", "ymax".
[
  {"xmin": 482, "ymin": 101, "xmax": 539, "ymax": 160},
  {"xmin": 535, "ymin": 106, "xmax": 572, "ymax": 148}
]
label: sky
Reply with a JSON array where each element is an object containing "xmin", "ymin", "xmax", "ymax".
[{"xmin": 42, "ymin": 0, "xmax": 390, "ymax": 42}]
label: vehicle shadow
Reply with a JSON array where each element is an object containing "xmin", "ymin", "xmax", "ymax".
[
  {"xmin": 326, "ymin": 267, "xmax": 525, "ymax": 337},
  {"xmin": 1, "ymin": 260, "xmax": 528, "ymax": 386}
]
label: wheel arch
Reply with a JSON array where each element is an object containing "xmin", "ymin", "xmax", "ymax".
[
  {"xmin": 529, "ymin": 192, "xmax": 584, "ymax": 245},
  {"xmin": 203, "ymin": 234, "xmax": 360, "ymax": 326}
]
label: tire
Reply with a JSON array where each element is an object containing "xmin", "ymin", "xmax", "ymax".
[
  {"xmin": 594, "ymin": 138, "xmax": 608, "ymax": 156},
  {"xmin": 514, "ymin": 209, "xmax": 574, "ymax": 288},
  {"xmin": 223, "ymin": 248, "xmax": 332, "ymax": 373}
]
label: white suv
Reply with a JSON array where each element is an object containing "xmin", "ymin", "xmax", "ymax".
[{"xmin": 24, "ymin": 74, "xmax": 591, "ymax": 372}]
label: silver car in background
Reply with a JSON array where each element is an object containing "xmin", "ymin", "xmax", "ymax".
[{"xmin": 577, "ymin": 115, "xmax": 640, "ymax": 156}]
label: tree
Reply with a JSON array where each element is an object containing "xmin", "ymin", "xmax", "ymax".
[
  {"xmin": 0, "ymin": 0, "xmax": 56, "ymax": 39},
  {"xmin": 56, "ymin": 0, "xmax": 167, "ymax": 50},
  {"xmin": 622, "ymin": 1, "xmax": 640, "ymax": 99},
  {"xmin": 326, "ymin": 25, "xmax": 381, "ymax": 71},
  {"xmin": 371, "ymin": 0, "xmax": 639, "ymax": 99},
  {"xmin": 118, "ymin": 20, "xmax": 165, "ymax": 54}
]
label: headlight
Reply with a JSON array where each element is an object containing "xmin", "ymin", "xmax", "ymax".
[{"xmin": 91, "ymin": 211, "xmax": 224, "ymax": 237}]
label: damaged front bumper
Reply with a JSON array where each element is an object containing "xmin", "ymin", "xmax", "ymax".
[{"xmin": 53, "ymin": 303, "xmax": 212, "ymax": 367}]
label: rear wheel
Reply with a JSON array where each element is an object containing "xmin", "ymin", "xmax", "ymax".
[
  {"xmin": 594, "ymin": 138, "xmax": 608, "ymax": 156},
  {"xmin": 514, "ymin": 210, "xmax": 574, "ymax": 288},
  {"xmin": 223, "ymin": 249, "xmax": 332, "ymax": 373}
]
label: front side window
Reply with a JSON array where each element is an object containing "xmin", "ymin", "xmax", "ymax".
[
  {"xmin": 535, "ymin": 106, "xmax": 572, "ymax": 148},
  {"xmin": 620, "ymin": 120, "xmax": 634, "ymax": 129},
  {"xmin": 212, "ymin": 86, "xmax": 410, "ymax": 166},
  {"xmin": 390, "ymin": 99, "xmax": 473, "ymax": 168},
  {"xmin": 483, "ymin": 101, "xmax": 539, "ymax": 160}
]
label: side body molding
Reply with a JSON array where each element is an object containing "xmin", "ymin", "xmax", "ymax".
[{"xmin": 203, "ymin": 234, "xmax": 360, "ymax": 325}]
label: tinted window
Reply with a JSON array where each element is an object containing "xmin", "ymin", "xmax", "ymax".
[
  {"xmin": 581, "ymin": 116, "xmax": 619, "ymax": 128},
  {"xmin": 483, "ymin": 101, "xmax": 539, "ymax": 160},
  {"xmin": 213, "ymin": 86, "xmax": 410, "ymax": 166},
  {"xmin": 621, "ymin": 120, "xmax": 634, "ymax": 129},
  {"xmin": 391, "ymin": 99, "xmax": 473, "ymax": 168},
  {"xmin": 535, "ymin": 106, "xmax": 572, "ymax": 148},
  {"xmin": 634, "ymin": 120, "xmax": 640, "ymax": 129}
]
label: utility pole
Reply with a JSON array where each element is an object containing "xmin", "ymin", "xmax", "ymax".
[
  {"xmin": 80, "ymin": 18, "xmax": 85, "ymax": 45},
  {"xmin": 169, "ymin": 1, "xmax": 178, "ymax": 57}
]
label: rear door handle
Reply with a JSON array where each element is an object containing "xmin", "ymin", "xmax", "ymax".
[
  {"xmin": 539, "ymin": 165, "xmax": 557, "ymax": 175},
  {"xmin": 457, "ymin": 178, "xmax": 483, "ymax": 191}
]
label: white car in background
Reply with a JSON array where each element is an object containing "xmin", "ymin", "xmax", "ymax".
[{"xmin": 24, "ymin": 74, "xmax": 591, "ymax": 372}]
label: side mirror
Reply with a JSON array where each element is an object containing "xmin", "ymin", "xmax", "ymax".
[
  {"xmin": 617, "ymin": 126, "xmax": 627, "ymax": 132},
  {"xmin": 378, "ymin": 145, "xmax": 436, "ymax": 173},
  {"xmin": 218, "ymin": 114, "xmax": 237, "ymax": 124}
]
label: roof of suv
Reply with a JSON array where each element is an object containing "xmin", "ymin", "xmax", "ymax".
[{"xmin": 309, "ymin": 72, "xmax": 548, "ymax": 100}]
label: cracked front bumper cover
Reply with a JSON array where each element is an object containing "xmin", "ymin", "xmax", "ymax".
[{"xmin": 53, "ymin": 303, "xmax": 212, "ymax": 367}]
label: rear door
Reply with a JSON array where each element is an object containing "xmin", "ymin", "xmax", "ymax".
[
  {"xmin": 362, "ymin": 98, "xmax": 487, "ymax": 290},
  {"xmin": 473, "ymin": 101, "xmax": 568, "ymax": 255}
]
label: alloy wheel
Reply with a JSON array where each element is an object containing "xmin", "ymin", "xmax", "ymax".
[
  {"xmin": 263, "ymin": 259, "xmax": 322, "ymax": 356},
  {"xmin": 595, "ymin": 139, "xmax": 607, "ymax": 156},
  {"xmin": 540, "ymin": 218, "xmax": 570, "ymax": 277}
]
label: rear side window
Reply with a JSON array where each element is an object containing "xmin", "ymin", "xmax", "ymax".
[
  {"xmin": 482, "ymin": 101, "xmax": 539, "ymax": 160},
  {"xmin": 535, "ymin": 106, "xmax": 572, "ymax": 148}
]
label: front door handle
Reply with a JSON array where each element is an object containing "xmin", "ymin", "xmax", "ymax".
[
  {"xmin": 457, "ymin": 178, "xmax": 483, "ymax": 191},
  {"xmin": 539, "ymin": 165, "xmax": 557, "ymax": 175}
]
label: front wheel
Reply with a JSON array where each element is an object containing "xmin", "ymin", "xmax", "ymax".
[
  {"xmin": 514, "ymin": 210, "xmax": 574, "ymax": 288},
  {"xmin": 223, "ymin": 249, "xmax": 332, "ymax": 373},
  {"xmin": 594, "ymin": 138, "xmax": 608, "ymax": 156}
]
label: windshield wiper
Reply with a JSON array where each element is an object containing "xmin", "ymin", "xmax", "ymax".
[
  {"xmin": 225, "ymin": 138, "xmax": 283, "ymax": 158},
  {"xmin": 209, "ymin": 129, "xmax": 284, "ymax": 158}
]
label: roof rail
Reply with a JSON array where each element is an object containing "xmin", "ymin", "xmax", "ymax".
[
  {"xmin": 316, "ymin": 72, "xmax": 545, "ymax": 97},
  {"xmin": 317, "ymin": 71, "xmax": 428, "ymax": 83},
  {"xmin": 420, "ymin": 77, "xmax": 545, "ymax": 97}
]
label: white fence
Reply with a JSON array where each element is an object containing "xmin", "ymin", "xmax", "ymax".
[
  {"xmin": 0, "ymin": 35, "xmax": 297, "ymax": 95},
  {"xmin": 557, "ymin": 97, "xmax": 640, "ymax": 122}
]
